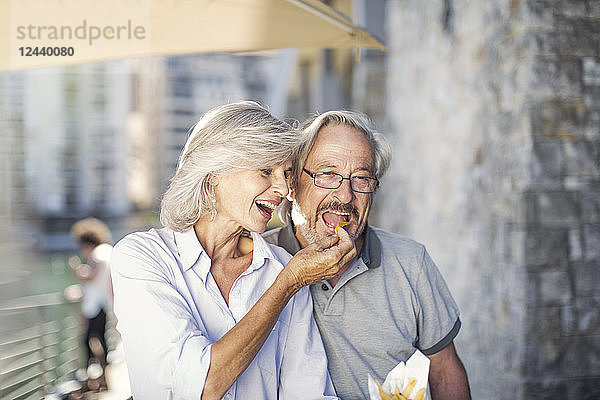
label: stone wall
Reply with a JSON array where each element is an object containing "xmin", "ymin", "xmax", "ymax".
[{"xmin": 379, "ymin": 0, "xmax": 600, "ymax": 398}]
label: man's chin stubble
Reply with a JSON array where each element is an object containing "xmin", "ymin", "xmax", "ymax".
[{"xmin": 291, "ymin": 201, "xmax": 319, "ymax": 245}]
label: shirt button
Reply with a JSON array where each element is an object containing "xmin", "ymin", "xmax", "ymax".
[
  {"xmin": 226, "ymin": 393, "xmax": 232, "ymax": 399},
  {"xmin": 321, "ymin": 283, "xmax": 329, "ymax": 291}
]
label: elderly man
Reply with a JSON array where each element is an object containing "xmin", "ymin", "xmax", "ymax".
[{"xmin": 264, "ymin": 111, "xmax": 471, "ymax": 400}]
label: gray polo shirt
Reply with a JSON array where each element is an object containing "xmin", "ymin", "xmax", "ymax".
[{"xmin": 263, "ymin": 225, "xmax": 461, "ymax": 400}]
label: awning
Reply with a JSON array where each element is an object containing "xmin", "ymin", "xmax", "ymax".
[{"xmin": 0, "ymin": 0, "xmax": 386, "ymax": 71}]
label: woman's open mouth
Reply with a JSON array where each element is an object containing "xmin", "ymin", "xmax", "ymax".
[{"xmin": 256, "ymin": 200, "xmax": 277, "ymax": 219}]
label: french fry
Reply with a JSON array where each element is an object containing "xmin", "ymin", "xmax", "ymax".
[
  {"xmin": 335, "ymin": 221, "xmax": 349, "ymax": 235},
  {"xmin": 413, "ymin": 388, "xmax": 425, "ymax": 400},
  {"xmin": 402, "ymin": 378, "xmax": 416, "ymax": 398},
  {"xmin": 391, "ymin": 386, "xmax": 408, "ymax": 400},
  {"xmin": 370, "ymin": 371, "xmax": 426, "ymax": 400},
  {"xmin": 376, "ymin": 380, "xmax": 393, "ymax": 400}
]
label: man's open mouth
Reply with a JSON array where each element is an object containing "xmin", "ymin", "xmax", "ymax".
[{"xmin": 321, "ymin": 210, "xmax": 350, "ymax": 231}]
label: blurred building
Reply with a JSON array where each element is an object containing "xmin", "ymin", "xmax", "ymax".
[
  {"xmin": 132, "ymin": 52, "xmax": 293, "ymax": 207},
  {"xmin": 351, "ymin": 0, "xmax": 388, "ymax": 124},
  {"xmin": 30, "ymin": 63, "xmax": 131, "ymax": 219},
  {"xmin": 0, "ymin": 62, "xmax": 132, "ymax": 253},
  {"xmin": 285, "ymin": 0, "xmax": 385, "ymax": 121},
  {"xmin": 158, "ymin": 54, "xmax": 247, "ymax": 193},
  {"xmin": 0, "ymin": 72, "xmax": 28, "ymax": 227},
  {"xmin": 0, "ymin": 71, "xmax": 35, "ymax": 289},
  {"xmin": 0, "ymin": 52, "xmax": 295, "ymax": 252}
]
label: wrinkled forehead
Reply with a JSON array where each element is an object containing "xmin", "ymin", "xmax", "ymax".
[{"xmin": 306, "ymin": 124, "xmax": 376, "ymax": 171}]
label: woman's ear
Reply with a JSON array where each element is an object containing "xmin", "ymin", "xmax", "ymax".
[{"xmin": 208, "ymin": 174, "xmax": 219, "ymax": 187}]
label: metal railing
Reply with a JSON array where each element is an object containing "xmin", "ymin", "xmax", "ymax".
[{"xmin": 0, "ymin": 292, "xmax": 83, "ymax": 400}]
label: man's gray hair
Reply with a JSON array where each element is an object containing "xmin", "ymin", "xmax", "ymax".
[
  {"xmin": 160, "ymin": 101, "xmax": 303, "ymax": 232},
  {"xmin": 278, "ymin": 110, "xmax": 392, "ymax": 224}
]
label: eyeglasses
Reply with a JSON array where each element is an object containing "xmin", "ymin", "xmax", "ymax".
[{"xmin": 303, "ymin": 168, "xmax": 379, "ymax": 193}]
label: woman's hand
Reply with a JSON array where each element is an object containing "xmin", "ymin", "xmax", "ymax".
[
  {"xmin": 282, "ymin": 228, "xmax": 357, "ymax": 291},
  {"xmin": 202, "ymin": 230, "xmax": 354, "ymax": 399}
]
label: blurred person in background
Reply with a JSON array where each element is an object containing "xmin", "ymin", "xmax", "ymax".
[
  {"xmin": 264, "ymin": 110, "xmax": 471, "ymax": 400},
  {"xmin": 70, "ymin": 217, "xmax": 114, "ymax": 367},
  {"xmin": 111, "ymin": 101, "xmax": 356, "ymax": 400}
]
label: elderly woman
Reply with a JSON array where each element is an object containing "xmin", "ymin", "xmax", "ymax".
[{"xmin": 111, "ymin": 102, "xmax": 355, "ymax": 400}]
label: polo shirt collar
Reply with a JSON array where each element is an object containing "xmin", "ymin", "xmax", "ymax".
[
  {"xmin": 278, "ymin": 223, "xmax": 382, "ymax": 269},
  {"xmin": 276, "ymin": 224, "xmax": 302, "ymax": 255},
  {"xmin": 360, "ymin": 224, "xmax": 382, "ymax": 269}
]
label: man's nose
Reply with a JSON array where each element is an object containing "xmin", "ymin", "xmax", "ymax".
[{"xmin": 332, "ymin": 178, "xmax": 353, "ymax": 203}]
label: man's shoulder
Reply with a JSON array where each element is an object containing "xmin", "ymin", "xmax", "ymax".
[
  {"xmin": 368, "ymin": 226, "xmax": 426, "ymax": 256},
  {"xmin": 368, "ymin": 227, "xmax": 448, "ymax": 287}
]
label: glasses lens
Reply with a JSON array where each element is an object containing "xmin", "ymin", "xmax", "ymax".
[
  {"xmin": 314, "ymin": 172, "xmax": 342, "ymax": 189},
  {"xmin": 351, "ymin": 176, "xmax": 378, "ymax": 193}
]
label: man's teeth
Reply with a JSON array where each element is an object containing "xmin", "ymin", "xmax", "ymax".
[
  {"xmin": 256, "ymin": 200, "xmax": 276, "ymax": 211},
  {"xmin": 329, "ymin": 210, "xmax": 349, "ymax": 216}
]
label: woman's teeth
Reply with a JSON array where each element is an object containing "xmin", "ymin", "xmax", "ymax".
[{"xmin": 256, "ymin": 200, "xmax": 276, "ymax": 213}]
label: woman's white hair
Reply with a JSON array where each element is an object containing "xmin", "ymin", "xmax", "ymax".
[
  {"xmin": 278, "ymin": 110, "xmax": 392, "ymax": 224},
  {"xmin": 160, "ymin": 101, "xmax": 303, "ymax": 232}
]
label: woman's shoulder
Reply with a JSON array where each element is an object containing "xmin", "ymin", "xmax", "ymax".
[
  {"xmin": 115, "ymin": 227, "xmax": 173, "ymax": 250},
  {"xmin": 112, "ymin": 227, "xmax": 178, "ymax": 276}
]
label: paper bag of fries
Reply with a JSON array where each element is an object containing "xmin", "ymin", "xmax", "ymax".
[{"xmin": 367, "ymin": 350, "xmax": 430, "ymax": 400}]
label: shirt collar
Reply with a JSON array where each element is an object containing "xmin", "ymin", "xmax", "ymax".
[
  {"xmin": 247, "ymin": 231, "xmax": 281, "ymax": 272},
  {"xmin": 360, "ymin": 224, "xmax": 382, "ymax": 269},
  {"xmin": 174, "ymin": 228, "xmax": 205, "ymax": 272},
  {"xmin": 174, "ymin": 228, "xmax": 281, "ymax": 275},
  {"xmin": 276, "ymin": 224, "xmax": 303, "ymax": 255},
  {"xmin": 277, "ymin": 224, "xmax": 382, "ymax": 269}
]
